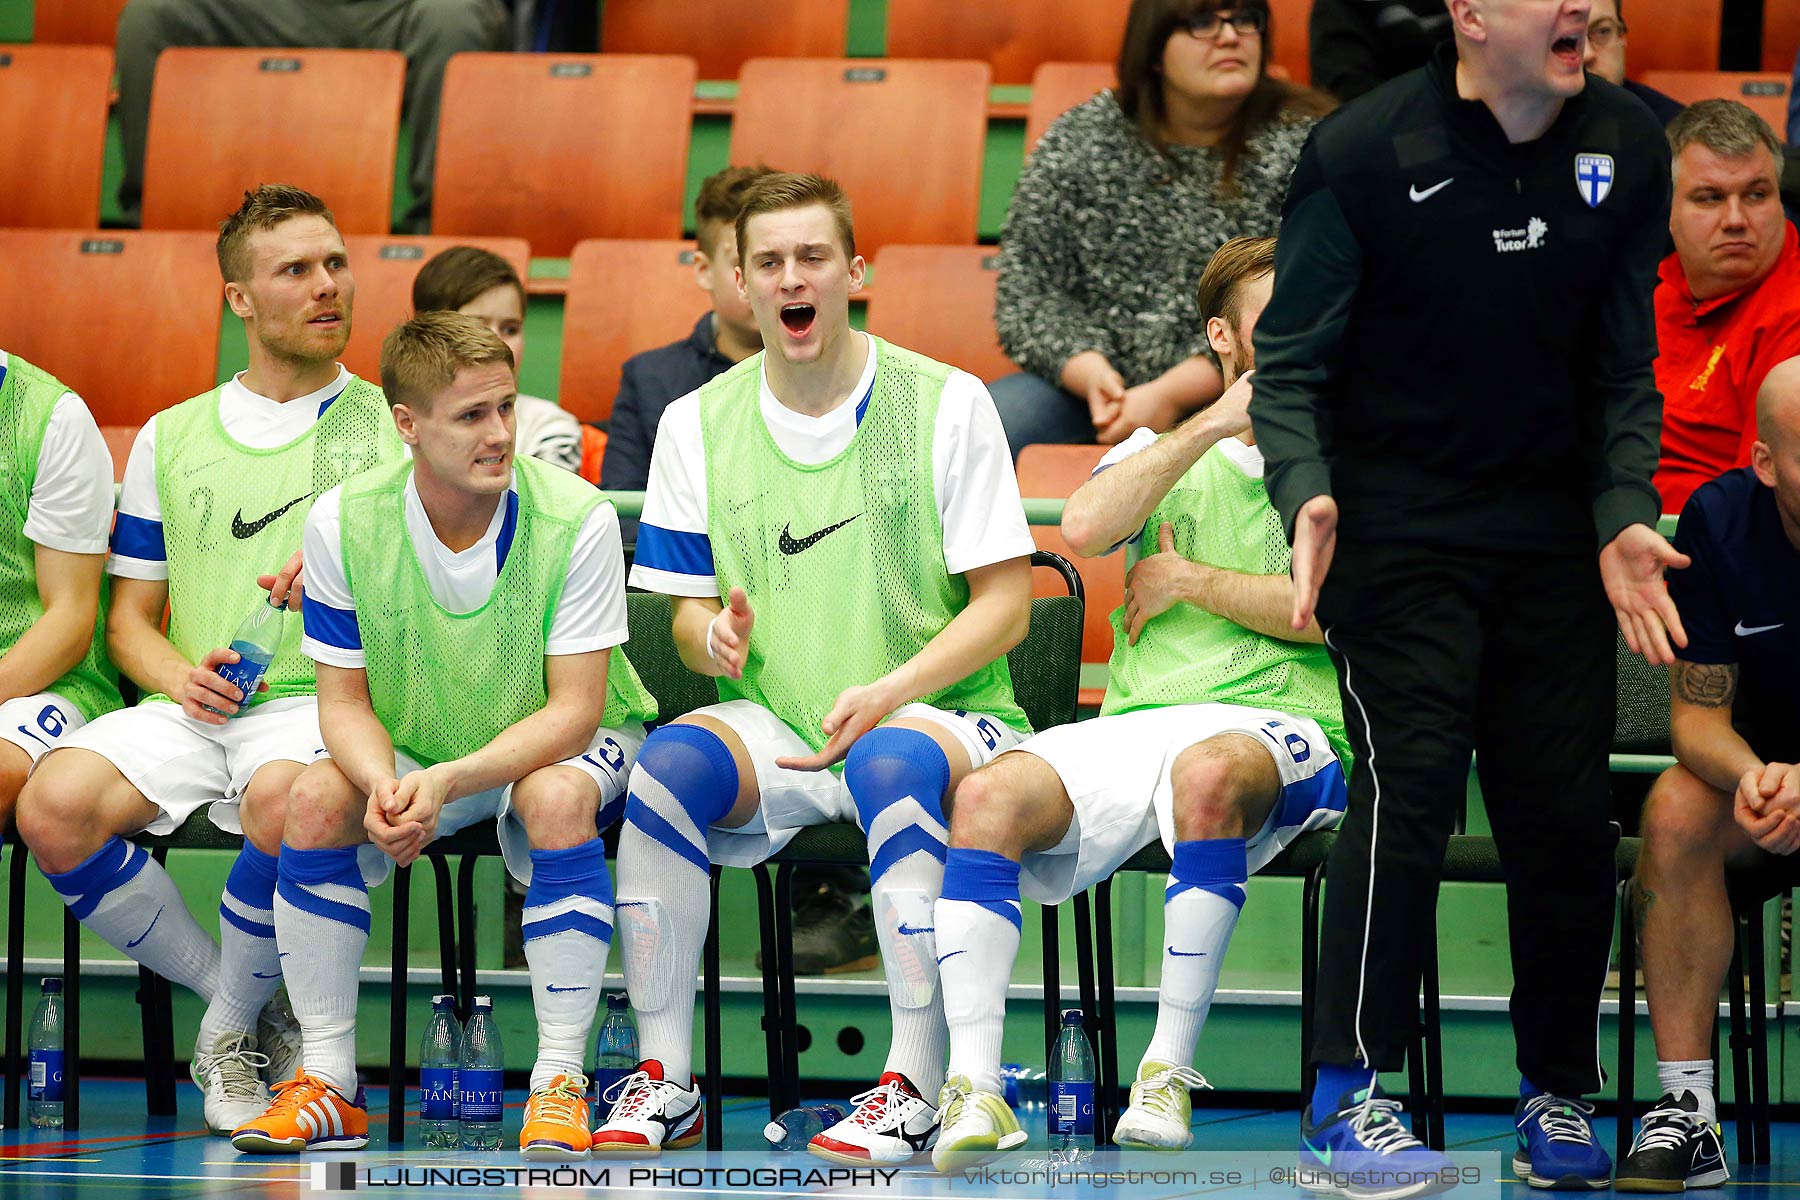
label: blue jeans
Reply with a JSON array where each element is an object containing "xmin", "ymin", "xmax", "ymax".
[{"xmin": 989, "ymin": 372, "xmax": 1096, "ymax": 460}]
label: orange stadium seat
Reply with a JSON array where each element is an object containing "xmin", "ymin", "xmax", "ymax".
[
  {"xmin": 433, "ymin": 53, "xmax": 695, "ymax": 257},
  {"xmin": 866, "ymin": 245, "xmax": 1014, "ymax": 384},
  {"xmin": 337, "ymin": 235, "xmax": 532, "ymax": 383},
  {"xmin": 599, "ymin": 0, "xmax": 849, "ymax": 81},
  {"xmin": 731, "ymin": 58, "xmax": 991, "ymax": 253},
  {"xmin": 1642, "ymin": 71, "xmax": 1791, "ymax": 131},
  {"xmin": 1625, "ymin": 0, "xmax": 1722, "ymax": 73},
  {"xmin": 1766, "ymin": 1, "xmax": 1800, "ymax": 76},
  {"xmin": 141, "ymin": 47, "xmax": 404, "ymax": 236},
  {"xmin": 32, "ymin": 0, "xmax": 128, "ymax": 45},
  {"xmin": 884, "ymin": 0, "xmax": 1129, "ymax": 85},
  {"xmin": 1266, "ymin": 0, "xmax": 1312, "ymax": 84},
  {"xmin": 0, "ymin": 230, "xmax": 222, "ymax": 427},
  {"xmin": 0, "ymin": 45, "xmax": 113, "ymax": 228},
  {"xmin": 1016, "ymin": 443, "xmax": 1120, "ymax": 709},
  {"xmin": 99, "ymin": 425, "xmax": 138, "ymax": 484},
  {"xmin": 559, "ymin": 239, "xmax": 711, "ymax": 424},
  {"xmin": 1025, "ymin": 62, "xmax": 1116, "ymax": 148}
]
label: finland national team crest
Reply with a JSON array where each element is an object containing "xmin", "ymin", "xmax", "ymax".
[{"xmin": 1575, "ymin": 153, "xmax": 1615, "ymax": 208}]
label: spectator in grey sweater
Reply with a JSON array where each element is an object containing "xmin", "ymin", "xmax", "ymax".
[{"xmin": 991, "ymin": 0, "xmax": 1330, "ymax": 458}]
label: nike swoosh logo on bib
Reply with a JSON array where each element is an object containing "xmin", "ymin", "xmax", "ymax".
[
  {"xmin": 778, "ymin": 513, "xmax": 861, "ymax": 556},
  {"xmin": 232, "ymin": 493, "xmax": 314, "ymax": 539}
]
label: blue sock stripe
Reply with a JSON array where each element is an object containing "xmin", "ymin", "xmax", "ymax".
[
  {"xmin": 1164, "ymin": 878, "xmax": 1248, "ymax": 911},
  {"xmin": 224, "ymin": 841, "xmax": 281, "ymax": 907},
  {"xmin": 975, "ymin": 898, "xmax": 1023, "ymax": 933},
  {"xmin": 869, "ymin": 825, "xmax": 947, "ymax": 883},
  {"xmin": 526, "ymin": 840, "xmax": 612, "ymax": 903},
  {"xmin": 1171, "ymin": 837, "xmax": 1248, "ymax": 886},
  {"xmin": 595, "ymin": 793, "xmax": 626, "ymax": 833},
  {"xmin": 220, "ymin": 904, "xmax": 277, "ymax": 940},
  {"xmin": 521, "ymin": 910, "xmax": 614, "ymax": 944},
  {"xmin": 276, "ymin": 844, "xmax": 366, "ymax": 889},
  {"xmin": 45, "ymin": 836, "xmax": 141, "ymax": 898},
  {"xmin": 276, "ymin": 875, "xmax": 372, "ymax": 934},
  {"xmin": 940, "ymin": 847, "xmax": 1021, "ymax": 903},
  {"xmin": 624, "ymin": 792, "xmax": 712, "ymax": 874}
]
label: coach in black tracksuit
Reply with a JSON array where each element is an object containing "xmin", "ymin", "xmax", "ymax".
[{"xmin": 1250, "ymin": 27, "xmax": 1684, "ymax": 1121}]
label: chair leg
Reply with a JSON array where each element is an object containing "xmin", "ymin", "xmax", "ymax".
[
  {"xmin": 752, "ymin": 865, "xmax": 785, "ymax": 1122},
  {"xmin": 1301, "ymin": 865, "xmax": 1322, "ymax": 1105},
  {"xmin": 1040, "ymin": 902, "xmax": 1061, "ymax": 1059},
  {"xmin": 774, "ymin": 863, "xmax": 801, "ymax": 1113},
  {"xmin": 429, "ymin": 856, "xmax": 457, "ymax": 1009},
  {"xmin": 1071, "ymin": 893, "xmax": 1099, "ymax": 1095},
  {"xmin": 1094, "ymin": 881, "xmax": 1119, "ymax": 1146},
  {"xmin": 1726, "ymin": 915, "xmax": 1752, "ymax": 1166},
  {"xmin": 62, "ymin": 905, "xmax": 79, "ymax": 1131},
  {"xmin": 1615, "ymin": 882, "xmax": 1638, "ymax": 1164},
  {"xmin": 455, "ymin": 855, "xmax": 480, "ymax": 1025},
  {"xmin": 1745, "ymin": 899, "xmax": 1771, "ymax": 1165},
  {"xmin": 389, "ymin": 863, "xmax": 411, "ymax": 1147},
  {"xmin": 703, "ymin": 866, "xmax": 723, "ymax": 1151},
  {"xmin": 6, "ymin": 843, "xmax": 29, "ymax": 1129}
]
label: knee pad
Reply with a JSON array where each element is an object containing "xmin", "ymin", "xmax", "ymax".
[
  {"xmin": 623, "ymin": 724, "xmax": 739, "ymax": 870},
  {"xmin": 615, "ymin": 895, "xmax": 677, "ymax": 1011},
  {"xmin": 873, "ymin": 885, "xmax": 938, "ymax": 1010}
]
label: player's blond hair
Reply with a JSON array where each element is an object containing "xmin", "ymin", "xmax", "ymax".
[
  {"xmin": 734, "ymin": 173, "xmax": 856, "ymax": 263},
  {"xmin": 380, "ymin": 311, "xmax": 515, "ymax": 412},
  {"xmin": 216, "ymin": 184, "xmax": 336, "ymax": 284}
]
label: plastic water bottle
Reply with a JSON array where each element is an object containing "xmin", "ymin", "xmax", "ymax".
[
  {"xmin": 28, "ymin": 978, "xmax": 64, "ymax": 1129},
  {"xmin": 459, "ymin": 995, "xmax": 504, "ymax": 1151},
  {"xmin": 212, "ymin": 594, "xmax": 285, "ymax": 716},
  {"xmin": 763, "ymin": 1103, "xmax": 850, "ymax": 1151},
  {"xmin": 419, "ymin": 994, "xmax": 462, "ymax": 1149},
  {"xmin": 1048, "ymin": 1009, "xmax": 1096, "ymax": 1154},
  {"xmin": 592, "ymin": 993, "xmax": 638, "ymax": 1105}
]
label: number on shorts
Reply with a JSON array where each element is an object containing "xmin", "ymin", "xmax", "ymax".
[
  {"xmin": 15, "ymin": 704, "xmax": 68, "ymax": 749},
  {"xmin": 1265, "ymin": 720, "xmax": 1310, "ymax": 764},
  {"xmin": 583, "ymin": 737, "xmax": 627, "ymax": 773},
  {"xmin": 954, "ymin": 710, "xmax": 1001, "ymax": 751}
]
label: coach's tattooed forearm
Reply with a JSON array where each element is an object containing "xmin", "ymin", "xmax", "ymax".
[{"xmin": 1673, "ymin": 661, "xmax": 1738, "ymax": 709}]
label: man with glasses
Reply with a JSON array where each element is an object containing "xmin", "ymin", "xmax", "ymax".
[{"xmin": 1584, "ymin": 0, "xmax": 1683, "ymax": 125}]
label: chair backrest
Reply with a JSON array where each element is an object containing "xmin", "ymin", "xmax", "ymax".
[
  {"xmin": 32, "ymin": 0, "xmax": 127, "ymax": 44},
  {"xmin": 560, "ymin": 239, "xmax": 712, "ymax": 424},
  {"xmin": 0, "ymin": 45, "xmax": 113, "ymax": 228},
  {"xmin": 866, "ymin": 246, "xmax": 1013, "ymax": 383},
  {"xmin": 1016, "ymin": 444, "xmax": 1120, "ymax": 668},
  {"xmin": 1265, "ymin": 0, "xmax": 1313, "ymax": 84},
  {"xmin": 599, "ymin": 0, "xmax": 849, "ymax": 80},
  {"xmin": 141, "ymin": 48, "xmax": 404, "ymax": 236},
  {"xmin": 1025, "ymin": 62, "xmax": 1115, "ymax": 149},
  {"xmin": 1625, "ymin": 1, "xmax": 1723, "ymax": 73},
  {"xmin": 885, "ymin": 0, "xmax": 1129, "ymax": 85},
  {"xmin": 1009, "ymin": 553, "xmax": 1085, "ymax": 733},
  {"xmin": 731, "ymin": 58, "xmax": 991, "ymax": 253},
  {"xmin": 1640, "ymin": 71, "xmax": 1790, "ymax": 132},
  {"xmin": 98, "ymin": 425, "xmax": 137, "ymax": 483},
  {"xmin": 433, "ymin": 53, "xmax": 695, "ymax": 257},
  {"xmin": 1613, "ymin": 629, "xmax": 1672, "ymax": 756},
  {"xmin": 624, "ymin": 592, "xmax": 722, "ymax": 722},
  {"xmin": 1766, "ymin": 2, "xmax": 1800, "ymax": 74},
  {"xmin": 0, "ymin": 230, "xmax": 223, "ymax": 427},
  {"xmin": 337, "ymin": 235, "xmax": 532, "ymax": 383}
]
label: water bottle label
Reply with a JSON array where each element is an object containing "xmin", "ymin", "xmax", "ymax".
[
  {"xmin": 593, "ymin": 1066, "xmax": 633, "ymax": 1104},
  {"xmin": 215, "ymin": 655, "xmax": 268, "ymax": 698},
  {"xmin": 420, "ymin": 1066, "xmax": 457, "ymax": 1120},
  {"xmin": 29, "ymin": 1050, "xmax": 64, "ymax": 1102},
  {"xmin": 460, "ymin": 1069, "xmax": 504, "ymax": 1121},
  {"xmin": 1048, "ymin": 1081, "xmax": 1093, "ymax": 1136}
]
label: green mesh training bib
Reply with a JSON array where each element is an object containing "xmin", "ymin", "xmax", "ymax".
[
  {"xmin": 1103, "ymin": 439, "xmax": 1351, "ymax": 768},
  {"xmin": 151, "ymin": 376, "xmax": 402, "ymax": 707},
  {"xmin": 343, "ymin": 456, "xmax": 657, "ymax": 768},
  {"xmin": 0, "ymin": 357, "xmax": 121, "ymax": 721},
  {"xmin": 698, "ymin": 338, "xmax": 1028, "ymax": 752}
]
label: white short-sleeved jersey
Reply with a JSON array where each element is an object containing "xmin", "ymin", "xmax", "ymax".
[
  {"xmin": 629, "ymin": 333, "xmax": 1033, "ymax": 596},
  {"xmin": 2, "ymin": 352, "xmax": 115, "ymax": 556},
  {"xmin": 299, "ymin": 471, "xmax": 627, "ymax": 670},
  {"xmin": 109, "ymin": 366, "xmax": 359, "ymax": 580}
]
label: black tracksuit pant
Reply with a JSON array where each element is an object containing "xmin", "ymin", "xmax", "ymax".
[{"xmin": 1311, "ymin": 540, "xmax": 1619, "ymax": 1097}]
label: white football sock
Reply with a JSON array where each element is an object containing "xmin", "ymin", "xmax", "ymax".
[
  {"xmin": 200, "ymin": 840, "xmax": 283, "ymax": 1049},
  {"xmin": 273, "ymin": 844, "xmax": 369, "ymax": 1095},
  {"xmin": 45, "ymin": 836, "xmax": 219, "ymax": 1002},
  {"xmin": 523, "ymin": 839, "xmax": 614, "ymax": 1092},
  {"xmin": 935, "ymin": 848, "xmax": 1024, "ymax": 1098}
]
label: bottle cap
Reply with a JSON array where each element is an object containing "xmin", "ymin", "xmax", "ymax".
[
  {"xmin": 763, "ymin": 1120, "xmax": 788, "ymax": 1144},
  {"xmin": 431, "ymin": 994, "xmax": 455, "ymax": 1010},
  {"xmin": 41, "ymin": 977, "xmax": 62, "ymax": 994},
  {"xmin": 1061, "ymin": 1009, "xmax": 1084, "ymax": 1026},
  {"xmin": 474, "ymin": 994, "xmax": 493, "ymax": 1010},
  {"xmin": 607, "ymin": 993, "xmax": 628, "ymax": 1009}
]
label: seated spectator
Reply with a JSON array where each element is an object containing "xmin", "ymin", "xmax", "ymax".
[
  {"xmin": 1654, "ymin": 101, "xmax": 1800, "ymax": 514},
  {"xmin": 1621, "ymin": 359, "xmax": 1800, "ymax": 1194},
  {"xmin": 600, "ymin": 165, "xmax": 774, "ymax": 503},
  {"xmin": 1583, "ymin": 0, "xmax": 1683, "ymax": 125},
  {"xmin": 990, "ymin": 0, "xmax": 1331, "ymax": 459},
  {"xmin": 413, "ymin": 246, "xmax": 582, "ymax": 474},
  {"xmin": 115, "ymin": 0, "xmax": 506, "ymax": 229},
  {"xmin": 1307, "ymin": 0, "xmax": 1450, "ymax": 103}
]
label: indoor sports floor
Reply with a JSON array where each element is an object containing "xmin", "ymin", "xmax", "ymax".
[{"xmin": 2, "ymin": 1078, "xmax": 1797, "ymax": 1198}]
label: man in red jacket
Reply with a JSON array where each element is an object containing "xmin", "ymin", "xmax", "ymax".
[{"xmin": 1654, "ymin": 100, "xmax": 1800, "ymax": 514}]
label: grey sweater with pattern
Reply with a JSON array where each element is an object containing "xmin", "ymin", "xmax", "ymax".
[{"xmin": 995, "ymin": 91, "xmax": 1316, "ymax": 387}]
